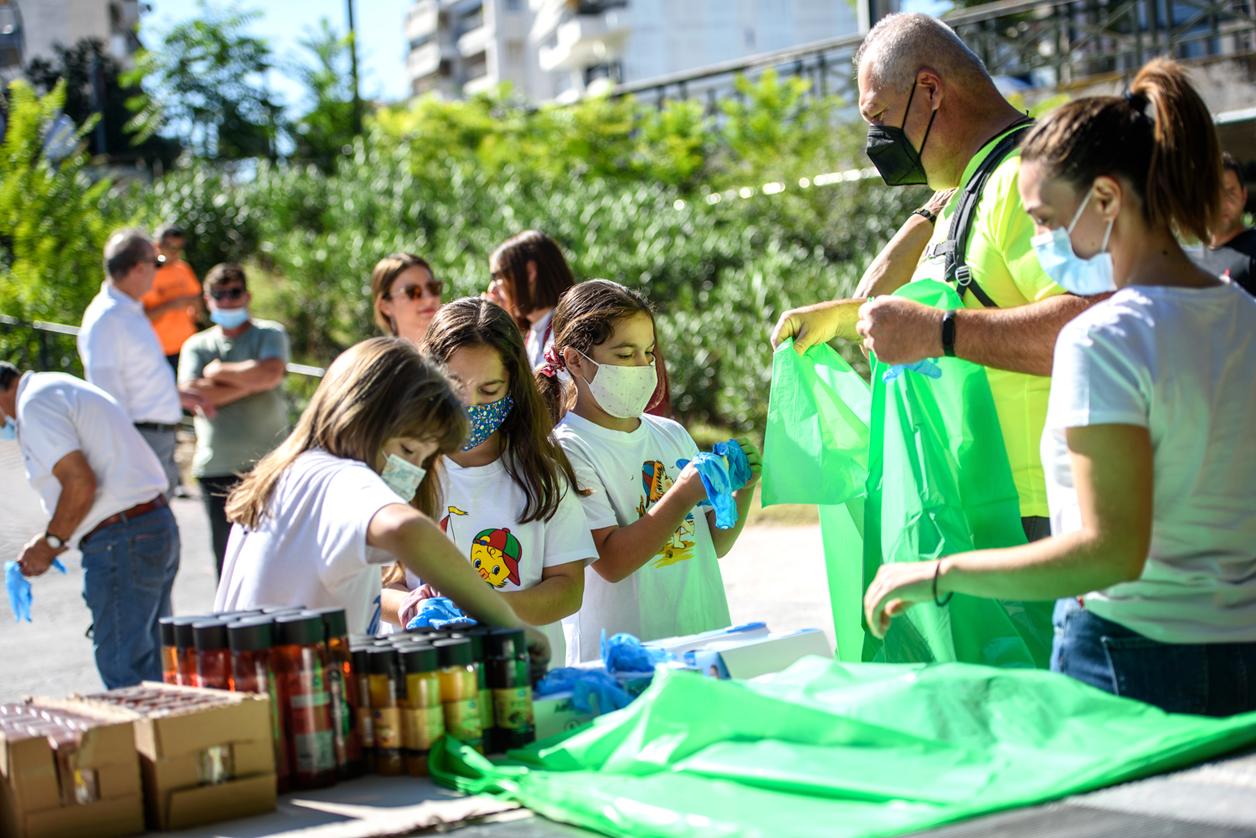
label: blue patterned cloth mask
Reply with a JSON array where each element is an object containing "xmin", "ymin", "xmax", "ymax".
[{"xmin": 462, "ymin": 395, "xmax": 514, "ymax": 451}]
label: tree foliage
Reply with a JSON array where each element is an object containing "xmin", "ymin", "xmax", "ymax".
[{"xmin": 124, "ymin": 4, "xmax": 282, "ymax": 160}]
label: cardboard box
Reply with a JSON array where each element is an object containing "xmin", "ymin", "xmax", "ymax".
[
  {"xmin": 683, "ymin": 629, "xmax": 833, "ymax": 680},
  {"xmin": 0, "ymin": 700, "xmax": 145, "ymax": 838},
  {"xmin": 70, "ymin": 682, "xmax": 276, "ymax": 831},
  {"xmin": 532, "ymin": 665, "xmax": 655, "ymax": 741}
]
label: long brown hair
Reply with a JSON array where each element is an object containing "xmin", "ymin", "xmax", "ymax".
[
  {"xmin": 370, "ymin": 253, "xmax": 434, "ymax": 336},
  {"xmin": 226, "ymin": 337, "xmax": 466, "ymax": 528},
  {"xmin": 1020, "ymin": 58, "xmax": 1222, "ymax": 243},
  {"xmin": 489, "ymin": 230, "xmax": 577, "ymax": 329},
  {"xmin": 422, "ymin": 297, "xmax": 580, "ymax": 523},
  {"xmin": 535, "ymin": 279, "xmax": 668, "ymax": 424}
]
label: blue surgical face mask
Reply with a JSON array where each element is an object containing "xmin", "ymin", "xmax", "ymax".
[
  {"xmin": 1031, "ymin": 190, "xmax": 1116, "ymax": 296},
  {"xmin": 0, "ymin": 416, "xmax": 15, "ymax": 442},
  {"xmin": 462, "ymin": 395, "xmax": 513, "ymax": 452},
  {"xmin": 381, "ymin": 454, "xmax": 427, "ymax": 501},
  {"xmin": 210, "ymin": 307, "xmax": 250, "ymax": 329}
]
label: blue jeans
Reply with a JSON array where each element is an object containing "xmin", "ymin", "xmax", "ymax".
[
  {"xmin": 1051, "ymin": 598, "xmax": 1256, "ymax": 716},
  {"xmin": 81, "ymin": 506, "xmax": 180, "ymax": 688}
]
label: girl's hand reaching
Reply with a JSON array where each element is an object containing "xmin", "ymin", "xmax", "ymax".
[{"xmin": 731, "ymin": 436, "xmax": 762, "ymax": 488}]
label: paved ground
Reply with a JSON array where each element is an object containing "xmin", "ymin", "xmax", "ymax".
[{"xmin": 0, "ymin": 437, "xmax": 832, "ymax": 702}]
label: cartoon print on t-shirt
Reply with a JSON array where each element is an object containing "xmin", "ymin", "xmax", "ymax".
[
  {"xmin": 636, "ymin": 460, "xmax": 695, "ymax": 568},
  {"xmin": 470, "ymin": 527, "xmax": 522, "ymax": 588},
  {"xmin": 440, "ymin": 505, "xmax": 468, "ymax": 536}
]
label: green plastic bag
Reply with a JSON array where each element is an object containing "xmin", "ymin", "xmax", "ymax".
[
  {"xmin": 762, "ymin": 340, "xmax": 873, "ymax": 661},
  {"xmin": 760, "ymin": 281, "xmax": 1053, "ymax": 668},
  {"xmin": 432, "ymin": 659, "xmax": 1256, "ymax": 838},
  {"xmin": 862, "ymin": 280, "xmax": 1051, "ymax": 666}
]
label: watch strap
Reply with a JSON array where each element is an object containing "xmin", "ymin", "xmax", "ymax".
[
  {"xmin": 912, "ymin": 207, "xmax": 937, "ymax": 224},
  {"xmin": 941, "ymin": 310, "xmax": 957, "ymax": 358}
]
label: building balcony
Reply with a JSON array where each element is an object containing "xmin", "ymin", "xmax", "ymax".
[
  {"xmin": 405, "ymin": 1, "xmax": 441, "ymax": 43},
  {"xmin": 463, "ymin": 72, "xmax": 497, "ymax": 96},
  {"xmin": 407, "ymin": 40, "xmax": 454, "ymax": 79},
  {"xmin": 537, "ymin": 8, "xmax": 628, "ymax": 72}
]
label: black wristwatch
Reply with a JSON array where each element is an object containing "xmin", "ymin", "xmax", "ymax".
[
  {"xmin": 911, "ymin": 207, "xmax": 937, "ymax": 224},
  {"xmin": 940, "ymin": 310, "xmax": 957, "ymax": 357},
  {"xmin": 44, "ymin": 531, "xmax": 66, "ymax": 551}
]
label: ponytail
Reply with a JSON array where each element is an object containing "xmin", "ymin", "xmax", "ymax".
[{"xmin": 1021, "ymin": 57, "xmax": 1221, "ymax": 242}]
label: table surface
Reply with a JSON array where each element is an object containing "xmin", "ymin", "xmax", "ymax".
[{"xmin": 155, "ymin": 746, "xmax": 1256, "ymax": 838}]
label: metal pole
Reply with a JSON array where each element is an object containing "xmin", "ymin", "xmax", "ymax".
[{"xmin": 347, "ymin": 0, "xmax": 363, "ymax": 135}]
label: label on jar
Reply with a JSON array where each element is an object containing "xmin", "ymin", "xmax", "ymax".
[
  {"xmin": 492, "ymin": 687, "xmax": 534, "ymax": 731},
  {"xmin": 357, "ymin": 707, "xmax": 374, "ymax": 747},
  {"xmin": 293, "ymin": 729, "xmax": 335, "ymax": 775},
  {"xmin": 478, "ymin": 688, "xmax": 493, "ymax": 729},
  {"xmin": 400, "ymin": 706, "xmax": 445, "ymax": 750},
  {"xmin": 443, "ymin": 697, "xmax": 482, "ymax": 742},
  {"xmin": 372, "ymin": 706, "xmax": 402, "ymax": 750},
  {"xmin": 326, "ymin": 667, "xmax": 350, "ymax": 763}
]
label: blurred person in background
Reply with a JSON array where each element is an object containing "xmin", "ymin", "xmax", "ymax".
[
  {"xmin": 141, "ymin": 225, "xmax": 203, "ymax": 372},
  {"xmin": 370, "ymin": 252, "xmax": 443, "ymax": 344},
  {"xmin": 179, "ymin": 263, "xmax": 290, "ymax": 578},
  {"xmin": 1191, "ymin": 152, "xmax": 1255, "ymax": 295}
]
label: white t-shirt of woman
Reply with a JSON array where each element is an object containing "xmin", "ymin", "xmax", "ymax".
[
  {"xmin": 525, "ymin": 310, "xmax": 555, "ymax": 372},
  {"xmin": 1043, "ymin": 282, "xmax": 1256, "ymax": 643},
  {"xmin": 214, "ymin": 449, "xmax": 403, "ymax": 635},
  {"xmin": 396, "ymin": 455, "xmax": 596, "ymax": 665},
  {"xmin": 554, "ymin": 411, "xmax": 731, "ymax": 662}
]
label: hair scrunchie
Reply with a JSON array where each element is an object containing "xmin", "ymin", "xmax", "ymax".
[{"xmin": 538, "ymin": 345, "xmax": 567, "ymax": 379}]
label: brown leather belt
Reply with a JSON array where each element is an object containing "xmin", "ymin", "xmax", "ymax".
[{"xmin": 82, "ymin": 495, "xmax": 168, "ymax": 544}]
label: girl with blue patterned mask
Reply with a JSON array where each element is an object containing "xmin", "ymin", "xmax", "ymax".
[{"xmin": 378, "ymin": 299, "xmax": 595, "ymax": 665}]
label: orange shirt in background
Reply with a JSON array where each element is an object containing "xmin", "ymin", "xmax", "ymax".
[{"xmin": 142, "ymin": 259, "xmax": 201, "ymax": 356}]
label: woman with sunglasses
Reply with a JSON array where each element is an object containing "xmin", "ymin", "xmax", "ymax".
[{"xmin": 370, "ymin": 253, "xmax": 444, "ymax": 344}]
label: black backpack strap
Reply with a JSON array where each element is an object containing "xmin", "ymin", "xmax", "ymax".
[{"xmin": 943, "ymin": 119, "xmax": 1035, "ymax": 308}]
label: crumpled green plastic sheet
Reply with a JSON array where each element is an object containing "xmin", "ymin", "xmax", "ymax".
[
  {"xmin": 761, "ymin": 280, "xmax": 1052, "ymax": 667},
  {"xmin": 431, "ymin": 658, "xmax": 1256, "ymax": 838}
]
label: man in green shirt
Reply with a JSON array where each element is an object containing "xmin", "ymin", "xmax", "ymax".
[
  {"xmin": 772, "ymin": 12, "xmax": 1103, "ymax": 537},
  {"xmin": 179, "ymin": 263, "xmax": 290, "ymax": 576}
]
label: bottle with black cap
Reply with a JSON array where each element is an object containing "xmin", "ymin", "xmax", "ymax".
[
  {"xmin": 228, "ymin": 616, "xmax": 290, "ymax": 793},
  {"xmin": 485, "ymin": 628, "xmax": 535, "ymax": 750},
  {"xmin": 171, "ymin": 616, "xmax": 202, "ymax": 686},
  {"xmin": 349, "ymin": 644, "xmax": 375, "ymax": 772},
  {"xmin": 366, "ymin": 646, "xmax": 403, "ymax": 775},
  {"xmin": 306, "ymin": 607, "xmax": 362, "ymax": 777},
  {"xmin": 398, "ymin": 644, "xmax": 443, "ymax": 775},
  {"xmin": 273, "ymin": 612, "xmax": 336, "ymax": 789},
  {"xmin": 158, "ymin": 617, "xmax": 180, "ymax": 685},
  {"xmin": 433, "ymin": 638, "xmax": 483, "ymax": 752},
  {"xmin": 191, "ymin": 619, "xmax": 232, "ymax": 690}
]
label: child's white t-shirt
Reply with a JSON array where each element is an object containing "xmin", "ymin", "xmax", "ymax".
[
  {"xmin": 394, "ymin": 456, "xmax": 596, "ymax": 665},
  {"xmin": 1044, "ymin": 282, "xmax": 1256, "ymax": 643},
  {"xmin": 214, "ymin": 449, "xmax": 402, "ymax": 634},
  {"xmin": 554, "ymin": 411, "xmax": 731, "ymax": 662}
]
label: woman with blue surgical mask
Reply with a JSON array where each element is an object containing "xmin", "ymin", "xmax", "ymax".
[
  {"xmin": 213, "ymin": 337, "xmax": 550, "ymax": 666},
  {"xmin": 377, "ymin": 299, "xmax": 594, "ymax": 666},
  {"xmin": 863, "ymin": 59, "xmax": 1256, "ymax": 716}
]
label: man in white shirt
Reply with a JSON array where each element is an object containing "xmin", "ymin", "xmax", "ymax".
[
  {"xmin": 0, "ymin": 362, "xmax": 179, "ymax": 689},
  {"xmin": 78, "ymin": 228, "xmax": 210, "ymax": 497}
]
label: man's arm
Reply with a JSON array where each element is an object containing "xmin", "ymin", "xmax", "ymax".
[
  {"xmin": 201, "ymin": 358, "xmax": 286, "ymax": 392},
  {"xmin": 19, "ymin": 451, "xmax": 96, "ymax": 576},
  {"xmin": 181, "ymin": 379, "xmax": 254, "ymax": 408},
  {"xmin": 856, "ymin": 293, "xmax": 1103, "ymax": 377}
]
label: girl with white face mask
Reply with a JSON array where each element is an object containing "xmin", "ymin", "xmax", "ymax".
[
  {"xmin": 536, "ymin": 280, "xmax": 762, "ymax": 662},
  {"xmin": 213, "ymin": 337, "xmax": 550, "ymax": 666},
  {"xmin": 376, "ymin": 299, "xmax": 595, "ymax": 666}
]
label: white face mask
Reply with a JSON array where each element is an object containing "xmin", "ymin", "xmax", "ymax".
[
  {"xmin": 380, "ymin": 454, "xmax": 427, "ymax": 501},
  {"xmin": 577, "ymin": 350, "xmax": 658, "ymax": 419}
]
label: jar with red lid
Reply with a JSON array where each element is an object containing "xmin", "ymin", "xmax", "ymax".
[{"xmin": 229, "ymin": 616, "xmax": 289, "ymax": 793}]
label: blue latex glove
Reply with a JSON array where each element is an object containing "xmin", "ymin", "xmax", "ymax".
[
  {"xmin": 5, "ymin": 558, "xmax": 67, "ymax": 623},
  {"xmin": 405, "ymin": 596, "xmax": 478, "ymax": 631},
  {"xmin": 601, "ymin": 630, "xmax": 671, "ymax": 674},
  {"xmin": 713, "ymin": 439, "xmax": 752, "ymax": 490},
  {"xmin": 535, "ymin": 667, "xmax": 635, "ymax": 714},
  {"xmin": 882, "ymin": 358, "xmax": 943, "ymax": 383},
  {"xmin": 676, "ymin": 452, "xmax": 738, "ymax": 529}
]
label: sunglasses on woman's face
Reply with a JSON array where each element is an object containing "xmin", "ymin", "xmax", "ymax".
[
  {"xmin": 210, "ymin": 286, "xmax": 247, "ymax": 301},
  {"xmin": 387, "ymin": 279, "xmax": 443, "ymax": 301}
]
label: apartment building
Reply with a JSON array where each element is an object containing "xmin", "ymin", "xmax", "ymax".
[
  {"xmin": 0, "ymin": 0, "xmax": 141, "ymax": 80},
  {"xmin": 404, "ymin": 0, "xmax": 860, "ymax": 101}
]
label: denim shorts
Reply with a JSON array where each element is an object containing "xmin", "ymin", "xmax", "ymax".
[{"xmin": 1051, "ymin": 597, "xmax": 1256, "ymax": 716}]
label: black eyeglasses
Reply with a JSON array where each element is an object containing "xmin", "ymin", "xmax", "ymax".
[
  {"xmin": 210, "ymin": 287, "xmax": 247, "ymax": 301},
  {"xmin": 152, "ymin": 254, "xmax": 167, "ymax": 268},
  {"xmin": 386, "ymin": 280, "xmax": 443, "ymax": 302}
]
